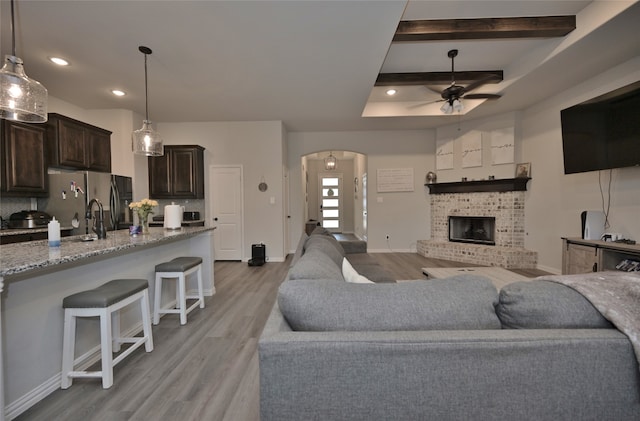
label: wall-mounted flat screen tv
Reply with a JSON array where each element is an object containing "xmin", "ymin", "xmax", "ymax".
[{"xmin": 561, "ymin": 80, "xmax": 640, "ymax": 174}]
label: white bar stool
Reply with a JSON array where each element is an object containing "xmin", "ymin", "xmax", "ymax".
[
  {"xmin": 61, "ymin": 279, "xmax": 154, "ymax": 389},
  {"xmin": 153, "ymin": 256, "xmax": 205, "ymax": 325}
]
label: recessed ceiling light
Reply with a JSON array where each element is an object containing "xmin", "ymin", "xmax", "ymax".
[
  {"xmin": 111, "ymin": 90, "xmax": 126, "ymax": 97},
  {"xmin": 386, "ymin": 89, "xmax": 397, "ymax": 96},
  {"xmin": 49, "ymin": 57, "xmax": 69, "ymax": 66}
]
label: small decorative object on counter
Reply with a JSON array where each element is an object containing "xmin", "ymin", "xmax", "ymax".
[
  {"xmin": 48, "ymin": 217, "xmax": 61, "ymax": 247},
  {"xmin": 425, "ymin": 171, "xmax": 437, "ymax": 184},
  {"xmin": 129, "ymin": 198, "xmax": 158, "ymax": 235},
  {"xmin": 164, "ymin": 202, "xmax": 182, "ymax": 230}
]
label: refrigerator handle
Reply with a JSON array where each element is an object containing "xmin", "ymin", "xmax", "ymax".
[{"xmin": 110, "ymin": 178, "xmax": 120, "ymax": 229}]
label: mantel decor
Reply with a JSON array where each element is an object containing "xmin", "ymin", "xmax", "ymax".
[{"xmin": 425, "ymin": 177, "xmax": 531, "ymax": 194}]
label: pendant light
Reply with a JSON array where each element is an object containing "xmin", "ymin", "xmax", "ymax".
[
  {"xmin": 0, "ymin": 0, "xmax": 48, "ymax": 123},
  {"xmin": 132, "ymin": 46, "xmax": 163, "ymax": 156},
  {"xmin": 325, "ymin": 151, "xmax": 337, "ymax": 171}
]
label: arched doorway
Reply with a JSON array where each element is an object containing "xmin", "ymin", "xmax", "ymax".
[{"xmin": 301, "ymin": 151, "xmax": 367, "ymax": 241}]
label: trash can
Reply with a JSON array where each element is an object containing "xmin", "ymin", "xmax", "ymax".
[{"xmin": 248, "ymin": 243, "xmax": 266, "ymax": 266}]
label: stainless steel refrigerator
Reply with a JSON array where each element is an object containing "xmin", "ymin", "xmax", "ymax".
[{"xmin": 41, "ymin": 170, "xmax": 133, "ymax": 236}]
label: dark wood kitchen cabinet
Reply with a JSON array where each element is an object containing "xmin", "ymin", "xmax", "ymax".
[
  {"xmin": 0, "ymin": 119, "xmax": 48, "ymax": 197},
  {"xmin": 148, "ymin": 145, "xmax": 205, "ymax": 199},
  {"xmin": 47, "ymin": 113, "xmax": 112, "ymax": 172}
]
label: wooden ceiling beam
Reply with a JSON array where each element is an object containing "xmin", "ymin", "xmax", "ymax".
[
  {"xmin": 375, "ymin": 71, "xmax": 503, "ymax": 87},
  {"xmin": 394, "ymin": 16, "xmax": 576, "ymax": 42}
]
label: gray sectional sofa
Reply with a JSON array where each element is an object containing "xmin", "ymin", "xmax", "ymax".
[
  {"xmin": 259, "ymin": 232, "xmax": 640, "ymax": 420},
  {"xmin": 288, "ymin": 228, "xmax": 395, "ymax": 283}
]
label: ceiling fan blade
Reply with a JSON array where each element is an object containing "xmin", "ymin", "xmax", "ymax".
[
  {"xmin": 408, "ymin": 99, "xmax": 443, "ymax": 109},
  {"xmin": 462, "ymin": 75, "xmax": 498, "ymax": 94},
  {"xmin": 463, "ymin": 93, "xmax": 501, "ymax": 100},
  {"xmin": 425, "ymin": 85, "xmax": 443, "ymax": 95}
]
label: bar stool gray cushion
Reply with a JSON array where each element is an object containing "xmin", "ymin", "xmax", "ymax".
[
  {"xmin": 63, "ymin": 279, "xmax": 149, "ymax": 309},
  {"xmin": 155, "ymin": 256, "xmax": 203, "ymax": 273}
]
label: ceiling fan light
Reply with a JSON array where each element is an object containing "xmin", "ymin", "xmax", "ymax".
[
  {"xmin": 440, "ymin": 101, "xmax": 453, "ymax": 114},
  {"xmin": 453, "ymin": 99, "xmax": 464, "ymax": 113}
]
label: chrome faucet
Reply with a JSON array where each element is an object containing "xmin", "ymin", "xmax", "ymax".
[{"xmin": 86, "ymin": 198, "xmax": 107, "ymax": 239}]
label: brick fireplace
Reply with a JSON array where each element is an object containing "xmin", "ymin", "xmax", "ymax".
[{"xmin": 417, "ymin": 180, "xmax": 537, "ymax": 269}]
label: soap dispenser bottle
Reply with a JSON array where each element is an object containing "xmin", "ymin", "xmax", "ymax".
[{"xmin": 48, "ymin": 217, "xmax": 61, "ymax": 247}]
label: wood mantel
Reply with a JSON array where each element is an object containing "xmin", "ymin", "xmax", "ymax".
[{"xmin": 425, "ymin": 177, "xmax": 531, "ymax": 194}]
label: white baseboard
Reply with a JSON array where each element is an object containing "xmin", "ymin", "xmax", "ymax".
[
  {"xmin": 367, "ymin": 248, "xmax": 412, "ymax": 253},
  {"xmin": 6, "ymin": 321, "xmax": 146, "ymax": 420},
  {"xmin": 5, "ymin": 373, "xmax": 60, "ymax": 420},
  {"xmin": 536, "ymin": 264, "xmax": 561, "ymax": 275}
]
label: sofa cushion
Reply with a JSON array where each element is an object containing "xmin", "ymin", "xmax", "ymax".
[
  {"xmin": 351, "ymin": 263, "xmax": 396, "ymax": 283},
  {"xmin": 288, "ymin": 247, "xmax": 344, "ymax": 281},
  {"xmin": 340, "ymin": 239, "xmax": 367, "ymax": 254},
  {"xmin": 310, "ymin": 226, "xmax": 333, "ymax": 236},
  {"xmin": 278, "ymin": 275, "xmax": 501, "ymax": 331},
  {"xmin": 345, "ymin": 253, "xmax": 379, "ymax": 266},
  {"xmin": 290, "ymin": 232, "xmax": 309, "ymax": 268},
  {"xmin": 304, "ymin": 235, "xmax": 345, "ymax": 267},
  {"xmin": 342, "ymin": 258, "xmax": 373, "ymax": 283},
  {"xmin": 496, "ymin": 280, "xmax": 613, "ymax": 329}
]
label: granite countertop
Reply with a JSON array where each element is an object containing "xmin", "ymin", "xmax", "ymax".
[
  {"xmin": 0, "ymin": 226, "xmax": 215, "ymax": 278},
  {"xmin": 0, "ymin": 226, "xmax": 74, "ymax": 236}
]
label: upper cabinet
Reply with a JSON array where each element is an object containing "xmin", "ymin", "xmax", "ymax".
[
  {"xmin": 0, "ymin": 120, "xmax": 48, "ymax": 197},
  {"xmin": 47, "ymin": 113, "xmax": 112, "ymax": 172},
  {"xmin": 149, "ymin": 145, "xmax": 205, "ymax": 199}
]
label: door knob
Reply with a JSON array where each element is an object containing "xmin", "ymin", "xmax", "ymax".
[{"xmin": 214, "ymin": 217, "xmax": 218, "ymax": 221}]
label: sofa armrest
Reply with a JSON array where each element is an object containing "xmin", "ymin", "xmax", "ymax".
[{"xmin": 259, "ymin": 304, "xmax": 640, "ymax": 421}]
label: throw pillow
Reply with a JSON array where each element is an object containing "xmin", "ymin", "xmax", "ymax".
[
  {"xmin": 342, "ymin": 258, "xmax": 374, "ymax": 283},
  {"xmin": 278, "ymin": 275, "xmax": 502, "ymax": 331},
  {"xmin": 496, "ymin": 281, "xmax": 613, "ymax": 329}
]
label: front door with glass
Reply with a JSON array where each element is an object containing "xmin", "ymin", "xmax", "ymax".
[{"xmin": 318, "ymin": 174, "xmax": 342, "ymax": 232}]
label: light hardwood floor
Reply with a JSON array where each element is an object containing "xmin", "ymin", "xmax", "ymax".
[{"xmin": 16, "ymin": 253, "xmax": 550, "ymax": 420}]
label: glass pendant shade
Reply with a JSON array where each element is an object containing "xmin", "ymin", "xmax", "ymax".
[
  {"xmin": 0, "ymin": 0, "xmax": 48, "ymax": 123},
  {"xmin": 325, "ymin": 152, "xmax": 337, "ymax": 170},
  {"xmin": 132, "ymin": 46, "xmax": 163, "ymax": 156},
  {"xmin": 132, "ymin": 120, "xmax": 164, "ymax": 156}
]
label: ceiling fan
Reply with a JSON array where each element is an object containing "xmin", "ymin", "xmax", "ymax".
[{"xmin": 428, "ymin": 49, "xmax": 501, "ymax": 114}]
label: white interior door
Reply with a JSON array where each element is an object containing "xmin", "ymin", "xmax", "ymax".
[
  {"xmin": 210, "ymin": 165, "xmax": 243, "ymax": 260},
  {"xmin": 362, "ymin": 172, "xmax": 368, "ymax": 241},
  {"xmin": 318, "ymin": 173, "xmax": 343, "ymax": 233}
]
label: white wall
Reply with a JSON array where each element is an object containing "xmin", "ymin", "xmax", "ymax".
[
  {"xmin": 522, "ymin": 56, "xmax": 640, "ymax": 272},
  {"xmin": 427, "ymin": 56, "xmax": 639, "ymax": 273},
  {"xmin": 46, "ymin": 54, "xmax": 640, "ymax": 271},
  {"xmin": 288, "ymin": 130, "xmax": 435, "ymax": 252},
  {"xmin": 434, "ymin": 111, "xmax": 523, "ymax": 182},
  {"xmin": 157, "ymin": 121, "xmax": 286, "ymax": 261}
]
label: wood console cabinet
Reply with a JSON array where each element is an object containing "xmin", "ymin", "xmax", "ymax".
[
  {"xmin": 148, "ymin": 145, "xmax": 205, "ymax": 199},
  {"xmin": 47, "ymin": 113, "xmax": 112, "ymax": 172},
  {"xmin": 562, "ymin": 237, "xmax": 640, "ymax": 274},
  {"xmin": 0, "ymin": 120, "xmax": 48, "ymax": 197}
]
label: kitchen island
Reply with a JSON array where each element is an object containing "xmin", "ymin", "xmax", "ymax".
[{"xmin": 0, "ymin": 226, "xmax": 215, "ymax": 420}]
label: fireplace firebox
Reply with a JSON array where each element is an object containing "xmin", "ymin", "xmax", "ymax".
[{"xmin": 449, "ymin": 216, "xmax": 496, "ymax": 245}]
